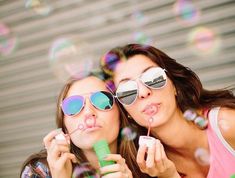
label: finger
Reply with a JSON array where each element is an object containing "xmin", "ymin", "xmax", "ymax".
[
  {"xmin": 100, "ymin": 163, "xmax": 123, "ymax": 175},
  {"xmin": 155, "ymin": 140, "xmax": 164, "ymax": 172},
  {"xmin": 101, "ymin": 171, "xmax": 123, "ymax": 178},
  {"xmin": 56, "ymin": 152, "xmax": 76, "ymax": 169},
  {"xmin": 43, "ymin": 129, "xmax": 63, "ymax": 149},
  {"xmin": 160, "ymin": 143, "xmax": 170, "ymax": 167},
  {"xmin": 47, "ymin": 140, "xmax": 70, "ymax": 159},
  {"xmin": 136, "ymin": 145, "xmax": 147, "ymax": 171},
  {"xmin": 146, "ymin": 143, "xmax": 156, "ymax": 169},
  {"xmin": 104, "ymin": 154, "xmax": 124, "ymax": 164}
]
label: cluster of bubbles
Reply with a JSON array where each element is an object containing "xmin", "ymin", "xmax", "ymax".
[
  {"xmin": 188, "ymin": 27, "xmax": 221, "ymax": 56},
  {"xmin": 0, "ymin": 23, "xmax": 18, "ymax": 57},
  {"xmin": 72, "ymin": 162, "xmax": 100, "ymax": 178},
  {"xmin": 25, "ymin": 0, "xmax": 53, "ymax": 16},
  {"xmin": 48, "ymin": 37, "xmax": 94, "ymax": 83},
  {"xmin": 121, "ymin": 126, "xmax": 137, "ymax": 141}
]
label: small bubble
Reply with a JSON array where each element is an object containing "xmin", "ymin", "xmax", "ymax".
[
  {"xmin": 183, "ymin": 109, "xmax": 197, "ymax": 121},
  {"xmin": 121, "ymin": 127, "xmax": 137, "ymax": 141},
  {"xmin": 148, "ymin": 118, "xmax": 153, "ymax": 123},
  {"xmin": 194, "ymin": 147, "xmax": 210, "ymax": 166},
  {"xmin": 0, "ymin": 23, "xmax": 18, "ymax": 56},
  {"xmin": 218, "ymin": 119, "xmax": 230, "ymax": 132},
  {"xmin": 173, "ymin": 0, "xmax": 200, "ymax": 26},
  {"xmin": 133, "ymin": 32, "xmax": 152, "ymax": 45},
  {"xmin": 100, "ymin": 51, "xmax": 123, "ymax": 76},
  {"xmin": 25, "ymin": 0, "xmax": 53, "ymax": 16},
  {"xmin": 188, "ymin": 27, "xmax": 221, "ymax": 56},
  {"xmin": 131, "ymin": 10, "xmax": 149, "ymax": 27},
  {"xmin": 194, "ymin": 116, "xmax": 208, "ymax": 129},
  {"xmin": 78, "ymin": 124, "xmax": 85, "ymax": 130},
  {"xmin": 72, "ymin": 162, "xmax": 100, "ymax": 178},
  {"xmin": 85, "ymin": 117, "xmax": 96, "ymax": 128}
]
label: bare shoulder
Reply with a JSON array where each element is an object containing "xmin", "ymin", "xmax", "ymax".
[{"xmin": 218, "ymin": 107, "xmax": 235, "ymax": 149}]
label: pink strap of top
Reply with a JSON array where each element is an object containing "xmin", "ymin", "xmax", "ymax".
[{"xmin": 206, "ymin": 107, "xmax": 235, "ymax": 178}]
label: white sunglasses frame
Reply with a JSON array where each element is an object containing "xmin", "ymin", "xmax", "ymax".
[
  {"xmin": 115, "ymin": 67, "xmax": 167, "ymax": 106},
  {"xmin": 61, "ymin": 91, "xmax": 115, "ymax": 117}
]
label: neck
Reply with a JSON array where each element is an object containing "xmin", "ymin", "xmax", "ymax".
[
  {"xmin": 151, "ymin": 109, "xmax": 209, "ymax": 157},
  {"xmin": 82, "ymin": 139, "xmax": 118, "ymax": 169}
]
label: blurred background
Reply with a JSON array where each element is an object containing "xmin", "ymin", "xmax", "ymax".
[{"xmin": 0, "ymin": 0, "xmax": 235, "ymax": 177}]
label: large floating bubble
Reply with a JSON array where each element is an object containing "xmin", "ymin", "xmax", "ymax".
[{"xmin": 49, "ymin": 37, "xmax": 94, "ymax": 83}]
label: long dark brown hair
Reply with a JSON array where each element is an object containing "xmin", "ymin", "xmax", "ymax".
[
  {"xmin": 101, "ymin": 43, "xmax": 235, "ymax": 112},
  {"xmin": 20, "ymin": 73, "xmax": 149, "ymax": 178}
]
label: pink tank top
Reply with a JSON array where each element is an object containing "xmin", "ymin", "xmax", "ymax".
[{"xmin": 206, "ymin": 107, "xmax": 235, "ymax": 178}]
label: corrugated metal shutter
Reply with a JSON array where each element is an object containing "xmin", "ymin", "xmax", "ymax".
[{"xmin": 0, "ymin": 0, "xmax": 234, "ymax": 177}]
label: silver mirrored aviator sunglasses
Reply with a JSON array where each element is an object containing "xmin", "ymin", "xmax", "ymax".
[{"xmin": 115, "ymin": 67, "xmax": 167, "ymax": 106}]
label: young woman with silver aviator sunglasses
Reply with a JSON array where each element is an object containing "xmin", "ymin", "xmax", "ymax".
[{"xmin": 101, "ymin": 43, "xmax": 235, "ymax": 178}]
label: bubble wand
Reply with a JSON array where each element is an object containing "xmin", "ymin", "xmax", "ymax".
[{"xmin": 139, "ymin": 117, "xmax": 156, "ymax": 147}]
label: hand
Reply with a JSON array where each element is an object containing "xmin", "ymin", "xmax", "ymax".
[
  {"xmin": 43, "ymin": 129, "xmax": 77, "ymax": 178},
  {"xmin": 137, "ymin": 139, "xmax": 180, "ymax": 178},
  {"xmin": 99, "ymin": 154, "xmax": 133, "ymax": 178}
]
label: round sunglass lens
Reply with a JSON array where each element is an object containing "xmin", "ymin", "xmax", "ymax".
[
  {"xmin": 91, "ymin": 91, "xmax": 113, "ymax": 110},
  {"xmin": 141, "ymin": 67, "xmax": 166, "ymax": 89},
  {"xmin": 116, "ymin": 81, "xmax": 138, "ymax": 105},
  {"xmin": 62, "ymin": 96, "xmax": 84, "ymax": 116}
]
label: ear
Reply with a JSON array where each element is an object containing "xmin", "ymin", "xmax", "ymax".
[{"xmin": 174, "ymin": 86, "xmax": 177, "ymax": 96}]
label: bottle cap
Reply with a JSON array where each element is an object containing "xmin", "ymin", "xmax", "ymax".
[{"xmin": 139, "ymin": 135, "xmax": 156, "ymax": 147}]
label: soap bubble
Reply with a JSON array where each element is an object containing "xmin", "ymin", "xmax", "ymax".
[
  {"xmin": 188, "ymin": 27, "xmax": 221, "ymax": 56},
  {"xmin": 194, "ymin": 147, "xmax": 210, "ymax": 166},
  {"xmin": 25, "ymin": 0, "xmax": 53, "ymax": 16},
  {"xmin": 173, "ymin": 0, "xmax": 200, "ymax": 26},
  {"xmin": 133, "ymin": 32, "xmax": 152, "ymax": 45},
  {"xmin": 48, "ymin": 37, "xmax": 94, "ymax": 83},
  {"xmin": 0, "ymin": 23, "xmax": 18, "ymax": 57},
  {"xmin": 121, "ymin": 127, "xmax": 137, "ymax": 141},
  {"xmin": 72, "ymin": 162, "xmax": 100, "ymax": 178}
]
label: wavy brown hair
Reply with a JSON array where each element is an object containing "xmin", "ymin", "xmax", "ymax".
[
  {"xmin": 101, "ymin": 43, "xmax": 235, "ymax": 112},
  {"xmin": 20, "ymin": 73, "xmax": 149, "ymax": 178}
]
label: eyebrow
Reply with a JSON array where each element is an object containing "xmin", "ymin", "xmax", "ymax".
[{"xmin": 118, "ymin": 65, "xmax": 155, "ymax": 84}]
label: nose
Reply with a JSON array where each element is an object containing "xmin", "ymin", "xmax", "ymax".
[
  {"xmin": 137, "ymin": 80, "xmax": 151, "ymax": 99},
  {"xmin": 83, "ymin": 97, "xmax": 97, "ymax": 117}
]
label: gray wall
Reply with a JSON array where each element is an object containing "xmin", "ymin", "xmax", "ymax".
[{"xmin": 0, "ymin": 0, "xmax": 235, "ymax": 177}]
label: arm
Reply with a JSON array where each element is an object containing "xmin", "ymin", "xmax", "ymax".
[{"xmin": 218, "ymin": 107, "xmax": 235, "ymax": 149}]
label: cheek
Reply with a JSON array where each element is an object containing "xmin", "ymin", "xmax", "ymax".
[
  {"xmin": 107, "ymin": 106, "xmax": 120, "ymax": 126},
  {"xmin": 64, "ymin": 117, "xmax": 79, "ymax": 133},
  {"xmin": 125, "ymin": 106, "xmax": 145, "ymax": 125}
]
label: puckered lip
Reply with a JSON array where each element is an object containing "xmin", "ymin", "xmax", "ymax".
[
  {"xmin": 141, "ymin": 103, "xmax": 160, "ymax": 116},
  {"xmin": 84, "ymin": 125, "xmax": 102, "ymax": 132}
]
